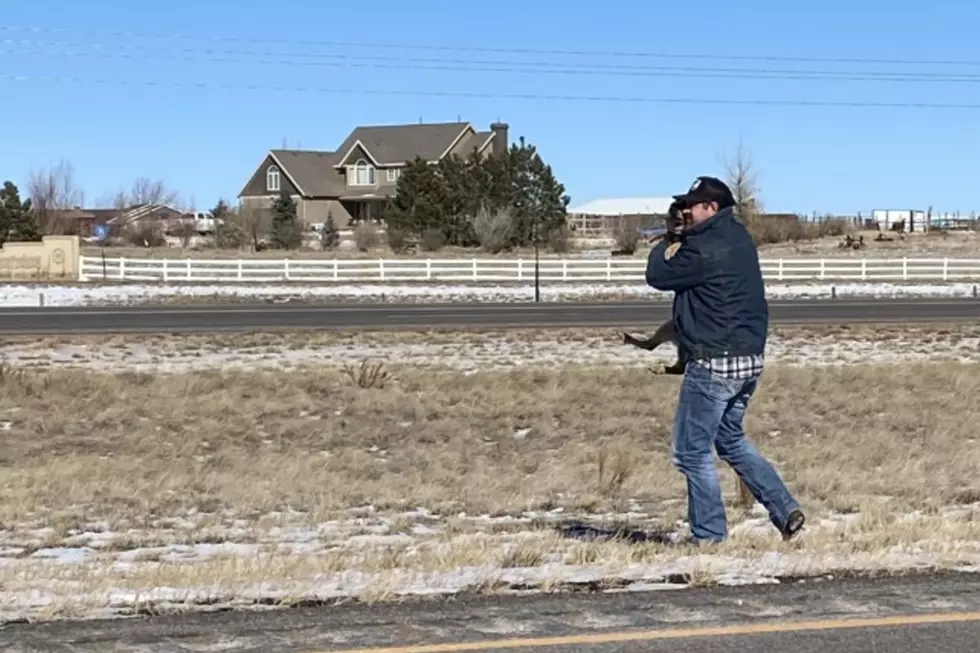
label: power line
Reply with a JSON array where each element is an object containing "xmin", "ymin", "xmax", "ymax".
[
  {"xmin": 4, "ymin": 24, "xmax": 980, "ymax": 68},
  {"xmin": 8, "ymin": 40, "xmax": 980, "ymax": 83},
  {"xmin": 5, "ymin": 73, "xmax": 980, "ymax": 109}
]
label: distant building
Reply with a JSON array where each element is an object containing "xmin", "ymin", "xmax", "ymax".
[{"xmin": 567, "ymin": 197, "xmax": 675, "ymax": 237}]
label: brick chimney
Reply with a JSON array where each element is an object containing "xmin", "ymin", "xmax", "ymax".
[{"xmin": 490, "ymin": 121, "xmax": 509, "ymax": 158}]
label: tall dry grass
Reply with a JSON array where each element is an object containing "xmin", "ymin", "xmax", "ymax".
[{"xmin": 0, "ymin": 361, "xmax": 977, "ymax": 530}]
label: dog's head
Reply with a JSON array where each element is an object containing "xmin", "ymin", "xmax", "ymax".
[{"xmin": 666, "ymin": 200, "xmax": 691, "ymax": 239}]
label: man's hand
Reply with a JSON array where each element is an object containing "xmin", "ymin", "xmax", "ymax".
[{"xmin": 646, "ymin": 231, "xmax": 705, "ymax": 292}]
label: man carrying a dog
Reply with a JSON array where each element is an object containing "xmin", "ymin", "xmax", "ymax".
[{"xmin": 645, "ymin": 175, "xmax": 805, "ymax": 545}]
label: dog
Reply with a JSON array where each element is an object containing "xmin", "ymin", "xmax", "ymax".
[
  {"xmin": 623, "ymin": 200, "xmax": 688, "ymax": 375},
  {"xmin": 623, "ymin": 321, "xmax": 686, "ymax": 375}
]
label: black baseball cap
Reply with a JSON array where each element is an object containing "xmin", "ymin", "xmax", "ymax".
[{"xmin": 672, "ymin": 176, "xmax": 735, "ymax": 209}]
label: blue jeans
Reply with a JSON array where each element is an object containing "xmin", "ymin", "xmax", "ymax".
[{"xmin": 671, "ymin": 361, "xmax": 801, "ymax": 543}]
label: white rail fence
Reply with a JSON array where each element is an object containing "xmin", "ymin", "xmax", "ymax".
[{"xmin": 78, "ymin": 256, "xmax": 980, "ymax": 284}]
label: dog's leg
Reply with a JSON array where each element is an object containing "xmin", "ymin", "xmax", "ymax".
[
  {"xmin": 623, "ymin": 332, "xmax": 658, "ymax": 351},
  {"xmin": 656, "ymin": 321, "xmax": 686, "ymax": 375},
  {"xmin": 623, "ymin": 319, "xmax": 676, "ymax": 352}
]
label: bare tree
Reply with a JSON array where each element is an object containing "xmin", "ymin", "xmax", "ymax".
[
  {"xmin": 613, "ymin": 216, "xmax": 641, "ymax": 254},
  {"xmin": 721, "ymin": 137, "xmax": 763, "ymax": 220},
  {"xmin": 240, "ymin": 205, "xmax": 272, "ymax": 251},
  {"xmin": 26, "ymin": 159, "xmax": 84, "ymax": 234},
  {"xmin": 129, "ymin": 177, "xmax": 180, "ymax": 207},
  {"xmin": 175, "ymin": 220, "xmax": 197, "ymax": 248},
  {"xmin": 102, "ymin": 177, "xmax": 181, "ymax": 209}
]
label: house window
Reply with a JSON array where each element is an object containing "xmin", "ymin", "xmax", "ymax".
[
  {"xmin": 266, "ymin": 165, "xmax": 280, "ymax": 192},
  {"xmin": 387, "ymin": 168, "xmax": 400, "ymax": 182},
  {"xmin": 347, "ymin": 159, "xmax": 376, "ymax": 186}
]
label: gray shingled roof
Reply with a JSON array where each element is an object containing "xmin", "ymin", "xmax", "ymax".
[
  {"xmin": 263, "ymin": 122, "xmax": 493, "ymax": 199},
  {"xmin": 270, "ymin": 150, "xmax": 343, "ymax": 196},
  {"xmin": 455, "ymin": 131, "xmax": 494, "ymax": 157},
  {"xmin": 335, "ymin": 122, "xmax": 471, "ymax": 165}
]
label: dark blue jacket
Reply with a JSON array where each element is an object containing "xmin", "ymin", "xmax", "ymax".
[{"xmin": 645, "ymin": 206, "xmax": 768, "ymax": 360}]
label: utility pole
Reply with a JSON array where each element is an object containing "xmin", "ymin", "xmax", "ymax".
[{"xmin": 533, "ymin": 217, "xmax": 540, "ymax": 303}]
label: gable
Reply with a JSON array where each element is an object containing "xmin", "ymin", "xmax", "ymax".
[
  {"xmin": 239, "ymin": 154, "xmax": 301, "ymax": 198},
  {"xmin": 271, "ymin": 150, "xmax": 344, "ymax": 197},
  {"xmin": 336, "ymin": 142, "xmax": 380, "ymax": 168},
  {"xmin": 449, "ymin": 130, "xmax": 494, "ymax": 159},
  {"xmin": 334, "ymin": 122, "xmax": 472, "ymax": 166}
]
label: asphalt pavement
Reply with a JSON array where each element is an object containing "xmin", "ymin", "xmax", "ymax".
[
  {"xmin": 4, "ymin": 572, "xmax": 980, "ymax": 653},
  {"xmin": 0, "ymin": 297, "xmax": 977, "ymax": 334}
]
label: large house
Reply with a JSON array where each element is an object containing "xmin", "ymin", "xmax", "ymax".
[{"xmin": 238, "ymin": 120, "xmax": 510, "ymax": 228}]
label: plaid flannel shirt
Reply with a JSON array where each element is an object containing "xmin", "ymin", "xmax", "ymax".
[{"xmin": 694, "ymin": 354, "xmax": 765, "ymax": 379}]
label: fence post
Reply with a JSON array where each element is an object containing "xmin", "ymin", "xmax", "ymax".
[
  {"xmin": 379, "ymin": 258, "xmax": 385, "ymax": 281},
  {"xmin": 607, "ymin": 258, "xmax": 612, "ymax": 282},
  {"xmin": 903, "ymin": 257, "xmax": 908, "ymax": 280},
  {"xmin": 237, "ymin": 259, "xmax": 243, "ymax": 281},
  {"xmin": 861, "ymin": 259, "xmax": 867, "ymax": 280},
  {"xmin": 162, "ymin": 259, "xmax": 169, "ymax": 283},
  {"xmin": 778, "ymin": 259, "xmax": 784, "ymax": 281},
  {"xmin": 819, "ymin": 259, "xmax": 825, "ymax": 280},
  {"xmin": 562, "ymin": 259, "xmax": 568, "ymax": 281},
  {"xmin": 426, "ymin": 258, "xmax": 432, "ymax": 281},
  {"xmin": 333, "ymin": 259, "xmax": 338, "ymax": 281},
  {"xmin": 118, "ymin": 257, "xmax": 126, "ymax": 280},
  {"xmin": 186, "ymin": 258, "xmax": 191, "ymax": 281},
  {"xmin": 284, "ymin": 259, "xmax": 290, "ymax": 281},
  {"xmin": 518, "ymin": 258, "xmax": 523, "ymax": 281},
  {"xmin": 472, "ymin": 258, "xmax": 478, "ymax": 281},
  {"xmin": 943, "ymin": 257, "xmax": 949, "ymax": 281}
]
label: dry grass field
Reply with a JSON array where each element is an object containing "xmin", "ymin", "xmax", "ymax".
[
  {"xmin": 82, "ymin": 229, "xmax": 980, "ymax": 261},
  {"xmin": 757, "ymin": 229, "xmax": 980, "ymax": 258},
  {"xmin": 4, "ymin": 360, "xmax": 979, "ymax": 520},
  {"xmin": 1, "ymin": 336, "xmax": 979, "ymax": 620}
]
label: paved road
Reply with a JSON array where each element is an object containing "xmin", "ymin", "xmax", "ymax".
[
  {"xmin": 4, "ymin": 572, "xmax": 980, "ymax": 652},
  {"xmin": 0, "ymin": 298, "xmax": 977, "ymax": 334}
]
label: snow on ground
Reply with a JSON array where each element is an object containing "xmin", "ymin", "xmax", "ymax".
[
  {"xmin": 4, "ymin": 330, "xmax": 979, "ymax": 373},
  {"xmin": 1, "ymin": 503, "xmax": 978, "ymax": 622},
  {"xmin": 2, "ymin": 281, "xmax": 980, "ymax": 307}
]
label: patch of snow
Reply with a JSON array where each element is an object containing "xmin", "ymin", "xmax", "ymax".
[
  {"xmin": 28, "ymin": 547, "xmax": 95, "ymax": 564},
  {"xmin": 1, "ymin": 504, "xmax": 978, "ymax": 622},
  {"xmin": 2, "ymin": 549, "xmax": 978, "ymax": 623},
  {"xmin": 2, "ymin": 281, "xmax": 980, "ymax": 307},
  {"xmin": 5, "ymin": 331, "xmax": 980, "ymax": 373}
]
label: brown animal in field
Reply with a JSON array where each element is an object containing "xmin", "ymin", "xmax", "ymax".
[{"xmin": 623, "ymin": 320, "xmax": 686, "ymax": 375}]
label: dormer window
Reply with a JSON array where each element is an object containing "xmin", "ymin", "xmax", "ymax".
[
  {"xmin": 266, "ymin": 165, "xmax": 280, "ymax": 192},
  {"xmin": 348, "ymin": 159, "xmax": 376, "ymax": 186}
]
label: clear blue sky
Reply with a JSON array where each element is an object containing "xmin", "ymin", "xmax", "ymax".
[{"xmin": 3, "ymin": 0, "xmax": 980, "ymax": 216}]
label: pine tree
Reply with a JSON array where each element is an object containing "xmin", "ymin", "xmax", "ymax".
[
  {"xmin": 211, "ymin": 199, "xmax": 231, "ymax": 221},
  {"xmin": 320, "ymin": 211, "xmax": 340, "ymax": 249},
  {"xmin": 385, "ymin": 139, "xmax": 570, "ymax": 253},
  {"xmin": 386, "ymin": 156, "xmax": 445, "ymax": 237},
  {"xmin": 0, "ymin": 181, "xmax": 41, "ymax": 246},
  {"xmin": 527, "ymin": 151, "xmax": 570, "ymax": 241},
  {"xmin": 507, "ymin": 138, "xmax": 569, "ymax": 248},
  {"xmin": 435, "ymin": 154, "xmax": 480, "ymax": 246},
  {"xmin": 269, "ymin": 192, "xmax": 302, "ymax": 249}
]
